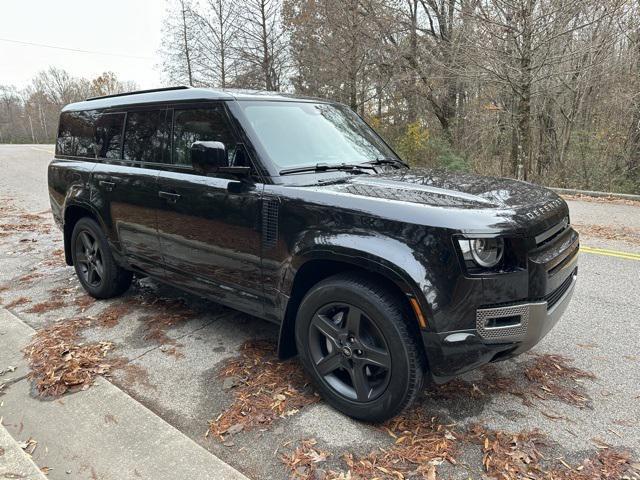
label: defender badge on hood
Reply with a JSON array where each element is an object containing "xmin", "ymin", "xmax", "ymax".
[{"xmin": 525, "ymin": 198, "xmax": 563, "ymax": 220}]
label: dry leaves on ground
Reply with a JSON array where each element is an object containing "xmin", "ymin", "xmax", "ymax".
[
  {"xmin": 25, "ymin": 298, "xmax": 66, "ymax": 314},
  {"xmin": 111, "ymin": 360, "xmax": 156, "ymax": 390},
  {"xmin": 573, "ymin": 223, "xmax": 640, "ymax": 245},
  {"xmin": 209, "ymin": 340, "xmax": 319, "ymax": 438},
  {"xmin": 18, "ymin": 271, "xmax": 44, "ymax": 284},
  {"xmin": 468, "ymin": 424, "xmax": 638, "ymax": 480},
  {"xmin": 94, "ymin": 298, "xmax": 139, "ymax": 328},
  {"xmin": 345, "ymin": 410, "xmax": 457, "ymax": 480},
  {"xmin": 523, "ymin": 353, "xmax": 596, "ymax": 408},
  {"xmin": 281, "ymin": 439, "xmax": 332, "ymax": 480},
  {"xmin": 430, "ymin": 353, "xmax": 596, "ymax": 409},
  {"xmin": 0, "ymin": 209, "xmax": 52, "ymax": 236},
  {"xmin": 467, "ymin": 424, "xmax": 548, "ymax": 479},
  {"xmin": 283, "ymin": 421, "xmax": 638, "ymax": 480},
  {"xmin": 281, "ymin": 408, "xmax": 457, "ymax": 480},
  {"xmin": 549, "ymin": 449, "xmax": 639, "ymax": 480},
  {"xmin": 3, "ymin": 296, "xmax": 30, "ymax": 309},
  {"xmin": 561, "ymin": 194, "xmax": 640, "ymax": 207},
  {"xmin": 23, "ymin": 318, "xmax": 114, "ymax": 397},
  {"xmin": 138, "ymin": 297, "xmax": 197, "ymax": 349}
]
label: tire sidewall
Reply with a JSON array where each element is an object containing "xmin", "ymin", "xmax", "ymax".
[
  {"xmin": 295, "ymin": 279, "xmax": 415, "ymax": 422},
  {"xmin": 71, "ymin": 217, "xmax": 118, "ymax": 298}
]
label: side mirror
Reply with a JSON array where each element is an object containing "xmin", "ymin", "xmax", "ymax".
[
  {"xmin": 191, "ymin": 141, "xmax": 228, "ymax": 175},
  {"xmin": 190, "ymin": 141, "xmax": 251, "ymax": 177}
]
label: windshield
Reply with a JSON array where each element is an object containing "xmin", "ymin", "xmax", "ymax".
[{"xmin": 238, "ymin": 101, "xmax": 399, "ymax": 171}]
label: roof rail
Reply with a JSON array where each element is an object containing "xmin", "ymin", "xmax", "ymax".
[{"xmin": 86, "ymin": 86, "xmax": 191, "ymax": 102}]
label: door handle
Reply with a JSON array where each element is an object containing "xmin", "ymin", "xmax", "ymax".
[
  {"xmin": 99, "ymin": 180, "xmax": 116, "ymax": 192},
  {"xmin": 159, "ymin": 191, "xmax": 181, "ymax": 203}
]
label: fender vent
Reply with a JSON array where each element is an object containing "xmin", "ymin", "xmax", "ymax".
[{"xmin": 262, "ymin": 198, "xmax": 279, "ymax": 249}]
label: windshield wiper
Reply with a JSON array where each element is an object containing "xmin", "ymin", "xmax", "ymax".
[
  {"xmin": 279, "ymin": 163, "xmax": 372, "ymax": 175},
  {"xmin": 360, "ymin": 157, "xmax": 409, "ymax": 169}
]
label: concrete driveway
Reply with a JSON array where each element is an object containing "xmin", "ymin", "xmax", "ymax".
[{"xmin": 1, "ymin": 144, "xmax": 639, "ymax": 479}]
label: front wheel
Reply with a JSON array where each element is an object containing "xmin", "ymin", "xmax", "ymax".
[
  {"xmin": 71, "ymin": 217, "xmax": 132, "ymax": 299},
  {"xmin": 295, "ymin": 273, "xmax": 426, "ymax": 422}
]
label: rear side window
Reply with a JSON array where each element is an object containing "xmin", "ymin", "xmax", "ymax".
[
  {"xmin": 56, "ymin": 110, "xmax": 124, "ymax": 159},
  {"xmin": 172, "ymin": 107, "xmax": 236, "ymax": 166},
  {"xmin": 123, "ymin": 110, "xmax": 169, "ymax": 163},
  {"xmin": 56, "ymin": 110, "xmax": 99, "ymax": 157},
  {"xmin": 95, "ymin": 113, "xmax": 125, "ymax": 159}
]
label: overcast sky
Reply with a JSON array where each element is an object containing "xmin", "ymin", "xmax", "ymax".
[{"xmin": 0, "ymin": 0, "xmax": 166, "ymax": 89}]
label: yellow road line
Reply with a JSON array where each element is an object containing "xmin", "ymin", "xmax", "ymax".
[{"xmin": 581, "ymin": 246, "xmax": 640, "ymax": 261}]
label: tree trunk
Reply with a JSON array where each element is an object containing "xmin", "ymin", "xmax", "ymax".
[
  {"xmin": 180, "ymin": 0, "xmax": 194, "ymax": 86},
  {"xmin": 259, "ymin": 0, "xmax": 274, "ymax": 91}
]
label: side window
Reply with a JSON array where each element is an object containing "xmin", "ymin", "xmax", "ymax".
[
  {"xmin": 172, "ymin": 107, "xmax": 236, "ymax": 166},
  {"xmin": 56, "ymin": 110, "xmax": 99, "ymax": 157},
  {"xmin": 123, "ymin": 110, "xmax": 169, "ymax": 163},
  {"xmin": 95, "ymin": 113, "xmax": 125, "ymax": 159}
]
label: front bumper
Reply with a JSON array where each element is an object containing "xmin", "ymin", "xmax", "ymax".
[
  {"xmin": 475, "ymin": 267, "xmax": 577, "ymax": 354},
  {"xmin": 423, "ymin": 260, "xmax": 578, "ymax": 382}
]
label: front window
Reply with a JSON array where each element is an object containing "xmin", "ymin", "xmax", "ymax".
[
  {"xmin": 238, "ymin": 101, "xmax": 398, "ymax": 171},
  {"xmin": 172, "ymin": 106, "xmax": 237, "ymax": 166}
]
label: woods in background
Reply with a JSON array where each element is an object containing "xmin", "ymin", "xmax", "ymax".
[
  {"xmin": 0, "ymin": 69, "xmax": 136, "ymax": 146},
  {"xmin": 1, "ymin": 0, "xmax": 639, "ymax": 194},
  {"xmin": 160, "ymin": 0, "xmax": 640, "ymax": 193}
]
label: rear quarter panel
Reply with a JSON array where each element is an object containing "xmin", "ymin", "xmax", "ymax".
[{"xmin": 48, "ymin": 158, "xmax": 97, "ymax": 227}]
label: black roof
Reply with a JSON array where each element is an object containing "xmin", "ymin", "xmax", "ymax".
[{"xmin": 62, "ymin": 86, "xmax": 329, "ymax": 112}]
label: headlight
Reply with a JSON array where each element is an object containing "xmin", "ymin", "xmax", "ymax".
[{"xmin": 458, "ymin": 237, "xmax": 504, "ymax": 269}]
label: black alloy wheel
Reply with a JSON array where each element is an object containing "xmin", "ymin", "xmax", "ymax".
[
  {"xmin": 71, "ymin": 217, "xmax": 132, "ymax": 299},
  {"xmin": 74, "ymin": 229, "xmax": 105, "ymax": 288},
  {"xmin": 295, "ymin": 272, "xmax": 426, "ymax": 422},
  {"xmin": 308, "ymin": 302, "xmax": 392, "ymax": 402}
]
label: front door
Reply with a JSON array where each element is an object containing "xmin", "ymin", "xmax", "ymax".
[{"xmin": 156, "ymin": 104, "xmax": 264, "ymax": 317}]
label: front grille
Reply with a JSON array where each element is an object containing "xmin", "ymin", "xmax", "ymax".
[
  {"xmin": 545, "ymin": 269, "xmax": 576, "ymax": 310},
  {"xmin": 535, "ymin": 217, "xmax": 569, "ymax": 247}
]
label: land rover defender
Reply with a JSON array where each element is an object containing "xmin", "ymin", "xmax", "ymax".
[{"xmin": 48, "ymin": 87, "xmax": 579, "ymax": 421}]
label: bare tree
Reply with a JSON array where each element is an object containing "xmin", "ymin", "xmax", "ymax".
[
  {"xmin": 192, "ymin": 0, "xmax": 239, "ymax": 87},
  {"xmin": 160, "ymin": 0, "xmax": 198, "ymax": 86},
  {"xmin": 234, "ymin": 0, "xmax": 288, "ymax": 91},
  {"xmin": 1, "ymin": 69, "xmax": 136, "ymax": 144}
]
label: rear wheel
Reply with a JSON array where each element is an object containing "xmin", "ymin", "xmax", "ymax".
[
  {"xmin": 71, "ymin": 217, "xmax": 132, "ymax": 299},
  {"xmin": 295, "ymin": 272, "xmax": 425, "ymax": 422}
]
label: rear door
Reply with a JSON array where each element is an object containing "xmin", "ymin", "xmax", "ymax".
[
  {"xmin": 156, "ymin": 103, "xmax": 264, "ymax": 317},
  {"xmin": 91, "ymin": 108, "xmax": 169, "ymax": 277}
]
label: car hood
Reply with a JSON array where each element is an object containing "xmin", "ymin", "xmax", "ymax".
[
  {"xmin": 300, "ymin": 168, "xmax": 569, "ymax": 234},
  {"xmin": 328, "ymin": 168, "xmax": 558, "ymax": 209}
]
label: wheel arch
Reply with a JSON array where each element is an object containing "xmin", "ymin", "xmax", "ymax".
[
  {"xmin": 62, "ymin": 202, "xmax": 104, "ymax": 266},
  {"xmin": 277, "ymin": 247, "xmax": 431, "ymax": 359}
]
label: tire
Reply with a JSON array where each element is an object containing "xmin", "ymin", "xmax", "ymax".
[
  {"xmin": 295, "ymin": 272, "xmax": 426, "ymax": 422},
  {"xmin": 70, "ymin": 217, "xmax": 133, "ymax": 299}
]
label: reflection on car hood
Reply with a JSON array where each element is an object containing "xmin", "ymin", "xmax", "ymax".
[{"xmin": 328, "ymin": 168, "xmax": 560, "ymax": 210}]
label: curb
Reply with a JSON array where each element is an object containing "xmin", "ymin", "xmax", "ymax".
[
  {"xmin": 0, "ymin": 424, "xmax": 48, "ymax": 480},
  {"xmin": 0, "ymin": 308, "xmax": 250, "ymax": 480},
  {"xmin": 550, "ymin": 187, "xmax": 640, "ymax": 201}
]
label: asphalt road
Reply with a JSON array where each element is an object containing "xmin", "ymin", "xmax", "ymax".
[{"xmin": 1, "ymin": 144, "xmax": 639, "ymax": 479}]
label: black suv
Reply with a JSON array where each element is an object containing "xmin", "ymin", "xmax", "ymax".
[{"xmin": 48, "ymin": 87, "xmax": 579, "ymax": 421}]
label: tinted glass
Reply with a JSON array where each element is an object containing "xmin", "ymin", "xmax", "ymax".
[
  {"xmin": 123, "ymin": 110, "xmax": 168, "ymax": 163},
  {"xmin": 56, "ymin": 110, "xmax": 99, "ymax": 157},
  {"xmin": 95, "ymin": 113, "xmax": 124, "ymax": 159},
  {"xmin": 239, "ymin": 101, "xmax": 398, "ymax": 170},
  {"xmin": 172, "ymin": 107, "xmax": 236, "ymax": 166}
]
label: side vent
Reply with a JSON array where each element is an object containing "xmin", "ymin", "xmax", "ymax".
[{"xmin": 262, "ymin": 198, "xmax": 280, "ymax": 249}]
